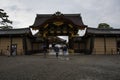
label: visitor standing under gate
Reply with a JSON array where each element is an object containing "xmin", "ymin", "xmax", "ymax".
[
  {"xmin": 43, "ymin": 44, "xmax": 47, "ymax": 58},
  {"xmin": 62, "ymin": 45, "xmax": 67, "ymax": 56},
  {"xmin": 54, "ymin": 46, "xmax": 59, "ymax": 58}
]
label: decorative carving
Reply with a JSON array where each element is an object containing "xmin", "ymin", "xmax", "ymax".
[
  {"xmin": 43, "ymin": 31, "xmax": 48, "ymax": 37},
  {"xmin": 50, "ymin": 31, "xmax": 54, "ymax": 33},
  {"xmin": 44, "ymin": 24, "xmax": 48, "ymax": 28},
  {"xmin": 53, "ymin": 21, "xmax": 63, "ymax": 26},
  {"xmin": 56, "ymin": 31, "xmax": 61, "ymax": 33},
  {"xmin": 68, "ymin": 24, "xmax": 73, "ymax": 28},
  {"xmin": 70, "ymin": 31, "xmax": 74, "ymax": 37},
  {"xmin": 55, "ymin": 11, "xmax": 62, "ymax": 16},
  {"xmin": 63, "ymin": 31, "xmax": 67, "ymax": 33}
]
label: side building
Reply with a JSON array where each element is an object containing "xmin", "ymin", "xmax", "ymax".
[
  {"xmin": 85, "ymin": 27, "xmax": 120, "ymax": 54},
  {"xmin": 0, "ymin": 27, "xmax": 120, "ymax": 55},
  {"xmin": 0, "ymin": 28, "xmax": 33, "ymax": 56},
  {"xmin": 0, "ymin": 12, "xmax": 120, "ymax": 55}
]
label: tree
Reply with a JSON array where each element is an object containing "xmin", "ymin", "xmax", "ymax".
[
  {"xmin": 0, "ymin": 9, "xmax": 12, "ymax": 29},
  {"xmin": 0, "ymin": 25, "xmax": 13, "ymax": 29},
  {"xmin": 98, "ymin": 23, "xmax": 112, "ymax": 29}
]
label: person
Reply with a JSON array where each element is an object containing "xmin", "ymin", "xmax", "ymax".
[
  {"xmin": 12, "ymin": 47, "xmax": 16, "ymax": 56},
  {"xmin": 6, "ymin": 49, "xmax": 10, "ymax": 57},
  {"xmin": 62, "ymin": 45, "xmax": 69, "ymax": 60},
  {"xmin": 54, "ymin": 46, "xmax": 59, "ymax": 58},
  {"xmin": 62, "ymin": 45, "xmax": 67, "ymax": 56},
  {"xmin": 43, "ymin": 45, "xmax": 47, "ymax": 58},
  {"xmin": 6, "ymin": 46, "xmax": 10, "ymax": 57}
]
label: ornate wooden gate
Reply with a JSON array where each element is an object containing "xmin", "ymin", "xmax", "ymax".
[{"xmin": 30, "ymin": 12, "xmax": 87, "ymax": 54}]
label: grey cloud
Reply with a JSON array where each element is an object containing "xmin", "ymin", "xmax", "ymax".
[{"xmin": 0, "ymin": 0, "xmax": 120, "ymax": 29}]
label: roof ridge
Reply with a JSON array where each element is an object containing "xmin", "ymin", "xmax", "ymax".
[
  {"xmin": 37, "ymin": 14, "xmax": 80, "ymax": 17},
  {"xmin": 87, "ymin": 27, "xmax": 120, "ymax": 30},
  {"xmin": 0, "ymin": 27, "xmax": 30, "ymax": 31}
]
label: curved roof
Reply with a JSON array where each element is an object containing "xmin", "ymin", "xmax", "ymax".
[{"xmin": 30, "ymin": 12, "xmax": 87, "ymax": 29}]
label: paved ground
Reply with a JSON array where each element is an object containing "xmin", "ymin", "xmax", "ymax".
[{"xmin": 0, "ymin": 55, "xmax": 120, "ymax": 80}]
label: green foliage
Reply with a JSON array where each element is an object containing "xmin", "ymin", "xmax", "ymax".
[
  {"xmin": 98, "ymin": 23, "xmax": 112, "ymax": 29},
  {"xmin": 0, "ymin": 26, "xmax": 12, "ymax": 29},
  {"xmin": 0, "ymin": 9, "xmax": 13, "ymax": 29}
]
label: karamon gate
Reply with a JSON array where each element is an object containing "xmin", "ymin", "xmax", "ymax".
[
  {"xmin": 30, "ymin": 12, "xmax": 87, "ymax": 54},
  {"xmin": 0, "ymin": 12, "xmax": 120, "ymax": 56}
]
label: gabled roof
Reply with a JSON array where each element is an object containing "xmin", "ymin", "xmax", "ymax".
[
  {"xmin": 0, "ymin": 28, "xmax": 33, "ymax": 37},
  {"xmin": 86, "ymin": 27, "xmax": 120, "ymax": 35},
  {"xmin": 30, "ymin": 13, "xmax": 86, "ymax": 28}
]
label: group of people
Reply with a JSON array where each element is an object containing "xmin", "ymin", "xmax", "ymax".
[
  {"xmin": 43, "ymin": 44, "xmax": 68, "ymax": 58},
  {"xmin": 53, "ymin": 45, "xmax": 68, "ymax": 58},
  {"xmin": 5, "ymin": 46, "xmax": 16, "ymax": 57}
]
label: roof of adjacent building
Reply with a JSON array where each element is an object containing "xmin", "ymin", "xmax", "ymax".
[
  {"xmin": 30, "ymin": 13, "xmax": 86, "ymax": 28},
  {"xmin": 86, "ymin": 27, "xmax": 120, "ymax": 35},
  {"xmin": 0, "ymin": 28, "xmax": 32, "ymax": 36}
]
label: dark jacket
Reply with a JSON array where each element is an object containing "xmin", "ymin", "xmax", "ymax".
[{"xmin": 54, "ymin": 46, "xmax": 59, "ymax": 52}]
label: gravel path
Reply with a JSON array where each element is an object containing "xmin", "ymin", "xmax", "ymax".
[{"xmin": 0, "ymin": 55, "xmax": 120, "ymax": 80}]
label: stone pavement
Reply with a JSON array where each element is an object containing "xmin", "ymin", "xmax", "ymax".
[{"xmin": 0, "ymin": 55, "xmax": 120, "ymax": 80}]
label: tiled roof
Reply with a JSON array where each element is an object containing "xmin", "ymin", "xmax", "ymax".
[
  {"xmin": 0, "ymin": 28, "xmax": 32, "ymax": 36},
  {"xmin": 30, "ymin": 13, "xmax": 86, "ymax": 28},
  {"xmin": 86, "ymin": 27, "xmax": 120, "ymax": 35}
]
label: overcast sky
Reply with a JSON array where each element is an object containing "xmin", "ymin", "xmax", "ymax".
[{"xmin": 0, "ymin": 0, "xmax": 120, "ymax": 29}]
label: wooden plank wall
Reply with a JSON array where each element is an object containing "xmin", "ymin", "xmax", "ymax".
[
  {"xmin": 0, "ymin": 37, "xmax": 24, "ymax": 55},
  {"xmin": 93, "ymin": 37, "xmax": 117, "ymax": 54}
]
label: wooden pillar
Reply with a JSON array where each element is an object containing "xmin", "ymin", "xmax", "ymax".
[
  {"xmin": 104, "ymin": 36, "xmax": 106, "ymax": 54},
  {"xmin": 22, "ymin": 36, "xmax": 27, "ymax": 55},
  {"xmin": 10, "ymin": 35, "xmax": 12, "ymax": 56},
  {"xmin": 68, "ymin": 31, "xmax": 75, "ymax": 49},
  {"xmin": 46, "ymin": 39, "xmax": 49, "ymax": 49},
  {"xmin": 43, "ymin": 30, "xmax": 49, "ymax": 49},
  {"xmin": 68, "ymin": 37, "xmax": 73, "ymax": 49},
  {"xmin": 68, "ymin": 36, "xmax": 74, "ymax": 54},
  {"xmin": 89, "ymin": 36, "xmax": 94, "ymax": 54},
  {"xmin": 115, "ymin": 36, "xmax": 117, "ymax": 54},
  {"xmin": 31, "ymin": 42, "xmax": 33, "ymax": 51},
  {"xmin": 84, "ymin": 39, "xmax": 87, "ymax": 54},
  {"xmin": 78, "ymin": 41, "xmax": 81, "ymax": 52}
]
